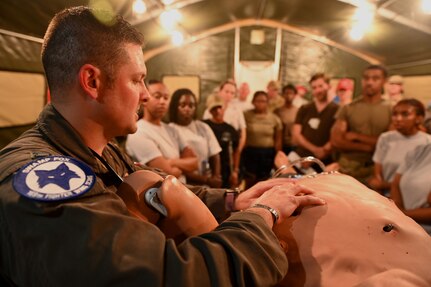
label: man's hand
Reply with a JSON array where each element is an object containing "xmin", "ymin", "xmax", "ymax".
[{"xmin": 244, "ymin": 180, "xmax": 326, "ymax": 227}]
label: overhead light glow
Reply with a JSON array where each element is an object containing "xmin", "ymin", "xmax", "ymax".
[
  {"xmin": 171, "ymin": 30, "xmax": 184, "ymax": 46},
  {"xmin": 349, "ymin": 4, "xmax": 375, "ymax": 41},
  {"xmin": 133, "ymin": 0, "xmax": 147, "ymax": 14},
  {"xmin": 352, "ymin": 5, "xmax": 375, "ymax": 31},
  {"xmin": 422, "ymin": 0, "xmax": 431, "ymax": 14},
  {"xmin": 160, "ymin": 9, "xmax": 182, "ymax": 29},
  {"xmin": 349, "ymin": 25, "xmax": 365, "ymax": 41},
  {"xmin": 161, "ymin": 0, "xmax": 175, "ymax": 5}
]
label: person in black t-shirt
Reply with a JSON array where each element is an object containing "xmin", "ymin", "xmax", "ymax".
[{"xmin": 203, "ymin": 101, "xmax": 239, "ymax": 188}]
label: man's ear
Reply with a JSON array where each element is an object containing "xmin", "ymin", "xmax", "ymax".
[{"xmin": 79, "ymin": 64, "xmax": 101, "ymax": 100}]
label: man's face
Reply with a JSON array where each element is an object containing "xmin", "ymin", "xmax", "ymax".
[
  {"xmin": 99, "ymin": 43, "xmax": 148, "ymax": 137},
  {"xmin": 362, "ymin": 69, "xmax": 386, "ymax": 97},
  {"xmin": 145, "ymin": 82, "xmax": 170, "ymax": 120},
  {"xmin": 218, "ymin": 83, "xmax": 236, "ymax": 103},
  {"xmin": 238, "ymin": 83, "xmax": 250, "ymax": 101},
  {"xmin": 310, "ymin": 78, "xmax": 329, "ymax": 102},
  {"xmin": 282, "ymin": 88, "xmax": 296, "ymax": 103}
]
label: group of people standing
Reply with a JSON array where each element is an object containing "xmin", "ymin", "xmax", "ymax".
[{"xmin": 125, "ymin": 64, "xmax": 431, "ymax": 234}]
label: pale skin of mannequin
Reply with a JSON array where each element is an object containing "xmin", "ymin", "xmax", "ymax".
[
  {"xmin": 53, "ymin": 42, "xmax": 325, "ymax": 229},
  {"xmin": 292, "ymin": 77, "xmax": 332, "ymax": 160}
]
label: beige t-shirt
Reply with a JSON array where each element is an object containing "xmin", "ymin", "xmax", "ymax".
[
  {"xmin": 336, "ymin": 97, "xmax": 392, "ymax": 163},
  {"xmin": 244, "ymin": 110, "xmax": 282, "ymax": 148}
]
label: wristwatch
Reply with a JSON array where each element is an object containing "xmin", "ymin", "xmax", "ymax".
[{"xmin": 225, "ymin": 187, "xmax": 241, "ymax": 211}]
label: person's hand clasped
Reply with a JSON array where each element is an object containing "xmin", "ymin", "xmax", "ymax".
[{"xmin": 241, "ymin": 180, "xmax": 326, "ymax": 227}]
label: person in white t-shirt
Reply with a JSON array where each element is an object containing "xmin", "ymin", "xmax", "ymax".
[
  {"xmin": 391, "ymin": 143, "xmax": 431, "ymax": 235},
  {"xmin": 126, "ymin": 80, "xmax": 198, "ymax": 182},
  {"xmin": 168, "ymin": 88, "xmax": 222, "ymax": 187},
  {"xmin": 369, "ymin": 99, "xmax": 431, "ymax": 194}
]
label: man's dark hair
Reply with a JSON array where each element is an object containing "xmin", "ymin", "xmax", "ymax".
[
  {"xmin": 309, "ymin": 73, "xmax": 330, "ymax": 84},
  {"xmin": 364, "ymin": 64, "xmax": 388, "ymax": 78},
  {"xmin": 42, "ymin": 6, "xmax": 144, "ymax": 95},
  {"xmin": 169, "ymin": 88, "xmax": 197, "ymax": 123},
  {"xmin": 282, "ymin": 84, "xmax": 297, "ymax": 94}
]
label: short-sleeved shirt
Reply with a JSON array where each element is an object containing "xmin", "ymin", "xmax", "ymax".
[
  {"xmin": 126, "ymin": 119, "xmax": 187, "ymax": 165},
  {"xmin": 274, "ymin": 105, "xmax": 298, "ymax": 146},
  {"xmin": 244, "ymin": 110, "xmax": 282, "ymax": 148},
  {"xmin": 397, "ymin": 143, "xmax": 431, "ymax": 234},
  {"xmin": 203, "ymin": 104, "xmax": 246, "ymax": 131},
  {"xmin": 373, "ymin": 130, "xmax": 431, "ymax": 182},
  {"xmin": 336, "ymin": 97, "xmax": 392, "ymax": 162},
  {"xmin": 294, "ymin": 101, "xmax": 339, "ymax": 157},
  {"xmin": 169, "ymin": 121, "xmax": 222, "ymax": 174},
  {"xmin": 203, "ymin": 120, "xmax": 239, "ymax": 174}
]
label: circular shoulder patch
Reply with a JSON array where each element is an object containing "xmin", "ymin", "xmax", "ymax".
[{"xmin": 13, "ymin": 156, "xmax": 96, "ymax": 202}]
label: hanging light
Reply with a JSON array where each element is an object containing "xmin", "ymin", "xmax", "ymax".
[
  {"xmin": 422, "ymin": 0, "xmax": 431, "ymax": 14},
  {"xmin": 349, "ymin": 25, "xmax": 365, "ymax": 41},
  {"xmin": 132, "ymin": 0, "xmax": 147, "ymax": 14},
  {"xmin": 171, "ymin": 30, "xmax": 184, "ymax": 46},
  {"xmin": 349, "ymin": 4, "xmax": 375, "ymax": 41},
  {"xmin": 160, "ymin": 9, "xmax": 182, "ymax": 29},
  {"xmin": 161, "ymin": 0, "xmax": 175, "ymax": 5}
]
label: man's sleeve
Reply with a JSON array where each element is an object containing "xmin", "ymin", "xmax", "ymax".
[
  {"xmin": 1, "ymin": 176, "xmax": 288, "ymax": 287},
  {"xmin": 335, "ymin": 105, "xmax": 348, "ymax": 121},
  {"xmin": 294, "ymin": 105, "xmax": 305, "ymax": 125}
]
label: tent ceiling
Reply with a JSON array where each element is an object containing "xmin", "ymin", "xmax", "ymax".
[{"xmin": 1, "ymin": 0, "xmax": 430, "ymax": 71}]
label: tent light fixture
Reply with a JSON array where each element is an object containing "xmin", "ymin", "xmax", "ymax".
[
  {"xmin": 160, "ymin": 9, "xmax": 182, "ymax": 29},
  {"xmin": 132, "ymin": 0, "xmax": 147, "ymax": 14},
  {"xmin": 161, "ymin": 0, "xmax": 175, "ymax": 5},
  {"xmin": 349, "ymin": 25, "xmax": 365, "ymax": 41},
  {"xmin": 422, "ymin": 0, "xmax": 431, "ymax": 14},
  {"xmin": 171, "ymin": 30, "xmax": 184, "ymax": 46}
]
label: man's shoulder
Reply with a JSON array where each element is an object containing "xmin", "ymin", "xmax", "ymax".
[
  {"xmin": 348, "ymin": 97, "xmax": 366, "ymax": 106},
  {"xmin": 0, "ymin": 143, "xmax": 58, "ymax": 184}
]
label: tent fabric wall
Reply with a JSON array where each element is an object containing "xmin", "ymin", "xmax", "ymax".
[
  {"xmin": 280, "ymin": 31, "xmax": 369, "ymax": 97},
  {"xmin": 146, "ymin": 26, "xmax": 372, "ymax": 115},
  {"xmin": 0, "ymin": 34, "xmax": 43, "ymax": 72},
  {"xmin": 146, "ymin": 30, "xmax": 235, "ymax": 118}
]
